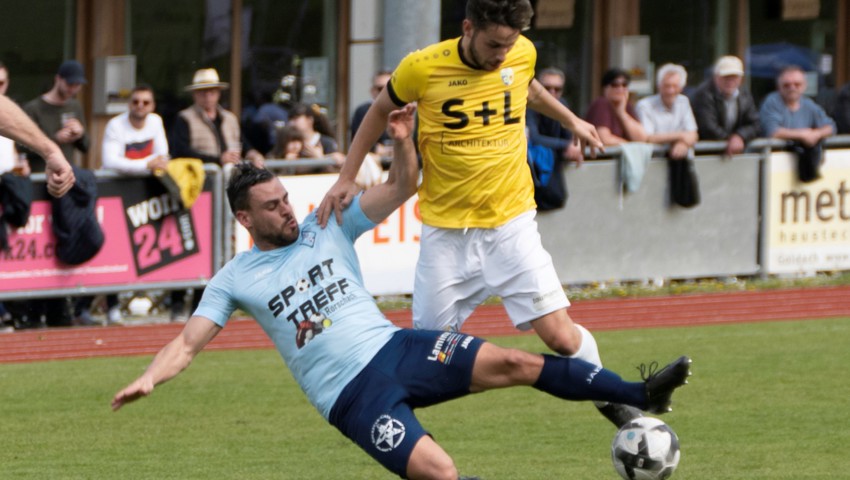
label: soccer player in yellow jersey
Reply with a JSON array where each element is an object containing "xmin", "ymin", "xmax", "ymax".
[{"xmin": 319, "ymin": 0, "xmax": 640, "ymax": 428}]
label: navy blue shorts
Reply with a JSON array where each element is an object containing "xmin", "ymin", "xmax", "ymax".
[{"xmin": 328, "ymin": 329, "xmax": 484, "ymax": 477}]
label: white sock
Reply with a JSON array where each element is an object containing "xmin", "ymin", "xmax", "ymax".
[
  {"xmin": 569, "ymin": 324, "xmax": 608, "ymax": 408},
  {"xmin": 569, "ymin": 323, "xmax": 603, "ymax": 367}
]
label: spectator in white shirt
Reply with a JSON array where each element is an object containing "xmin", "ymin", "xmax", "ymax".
[
  {"xmin": 102, "ymin": 84, "xmax": 169, "ymax": 174},
  {"xmin": 636, "ymin": 64, "xmax": 699, "ymax": 160}
]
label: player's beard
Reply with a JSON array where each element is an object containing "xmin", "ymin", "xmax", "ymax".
[
  {"xmin": 255, "ymin": 220, "xmax": 299, "ymax": 249},
  {"xmin": 468, "ymin": 31, "xmax": 501, "ymax": 71}
]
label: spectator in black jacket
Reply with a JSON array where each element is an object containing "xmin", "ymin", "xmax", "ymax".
[{"xmin": 689, "ymin": 56, "xmax": 760, "ymax": 156}]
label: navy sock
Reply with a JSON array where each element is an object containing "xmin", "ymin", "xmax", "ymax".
[{"xmin": 532, "ymin": 354, "xmax": 647, "ymax": 408}]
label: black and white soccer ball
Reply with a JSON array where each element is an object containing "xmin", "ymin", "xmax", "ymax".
[
  {"xmin": 611, "ymin": 417, "xmax": 680, "ymax": 480},
  {"xmin": 295, "ymin": 278, "xmax": 310, "ymax": 292}
]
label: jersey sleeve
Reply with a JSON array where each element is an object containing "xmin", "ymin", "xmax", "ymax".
[
  {"xmin": 337, "ymin": 193, "xmax": 377, "ymax": 241},
  {"xmin": 389, "ymin": 51, "xmax": 427, "ymax": 106},
  {"xmin": 193, "ymin": 260, "xmax": 239, "ymax": 327}
]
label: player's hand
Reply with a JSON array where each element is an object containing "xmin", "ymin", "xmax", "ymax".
[
  {"xmin": 571, "ymin": 118, "xmax": 604, "ymax": 160},
  {"xmin": 317, "ymin": 177, "xmax": 357, "ymax": 227},
  {"xmin": 386, "ymin": 103, "xmax": 416, "ymax": 141},
  {"xmin": 111, "ymin": 376, "xmax": 155, "ymax": 411},
  {"xmin": 44, "ymin": 151, "xmax": 75, "ymax": 198}
]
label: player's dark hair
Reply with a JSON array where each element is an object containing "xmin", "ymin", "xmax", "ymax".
[
  {"xmin": 466, "ymin": 0, "xmax": 534, "ymax": 31},
  {"xmin": 226, "ymin": 162, "xmax": 275, "ymax": 214}
]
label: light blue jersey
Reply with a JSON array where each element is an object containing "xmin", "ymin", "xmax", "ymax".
[{"xmin": 195, "ymin": 195, "xmax": 400, "ymax": 418}]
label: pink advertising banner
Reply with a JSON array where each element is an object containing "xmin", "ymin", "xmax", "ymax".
[{"xmin": 0, "ymin": 175, "xmax": 214, "ymax": 295}]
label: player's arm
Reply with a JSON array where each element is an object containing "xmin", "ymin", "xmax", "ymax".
[
  {"xmin": 0, "ymin": 95, "xmax": 75, "ymax": 197},
  {"xmin": 527, "ymin": 79, "xmax": 603, "ymax": 160},
  {"xmin": 360, "ymin": 104, "xmax": 418, "ymax": 223},
  {"xmin": 111, "ymin": 316, "xmax": 222, "ymax": 411},
  {"xmin": 317, "ymin": 89, "xmax": 398, "ymax": 227}
]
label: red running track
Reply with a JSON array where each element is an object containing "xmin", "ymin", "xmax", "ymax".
[{"xmin": 1, "ymin": 286, "xmax": 848, "ymax": 364}]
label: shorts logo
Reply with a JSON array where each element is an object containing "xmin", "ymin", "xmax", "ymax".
[
  {"xmin": 500, "ymin": 67, "xmax": 514, "ymax": 86},
  {"xmin": 371, "ymin": 414, "xmax": 406, "ymax": 452}
]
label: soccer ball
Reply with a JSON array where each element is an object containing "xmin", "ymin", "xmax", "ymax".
[{"xmin": 611, "ymin": 417, "xmax": 680, "ymax": 480}]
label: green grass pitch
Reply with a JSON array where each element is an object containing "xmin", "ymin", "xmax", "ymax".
[{"xmin": 1, "ymin": 317, "xmax": 848, "ymax": 479}]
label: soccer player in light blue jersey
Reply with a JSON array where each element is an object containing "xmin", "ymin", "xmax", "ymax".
[{"xmin": 112, "ymin": 104, "xmax": 691, "ymax": 479}]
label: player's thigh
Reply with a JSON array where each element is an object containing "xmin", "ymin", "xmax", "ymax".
[
  {"xmin": 329, "ymin": 371, "xmax": 428, "ymax": 477},
  {"xmin": 469, "ymin": 342, "xmax": 543, "ymax": 392},
  {"xmin": 482, "ymin": 211, "xmax": 569, "ymax": 328},
  {"xmin": 413, "ymin": 226, "xmax": 488, "ymax": 331}
]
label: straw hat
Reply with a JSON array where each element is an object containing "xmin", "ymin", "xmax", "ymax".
[{"xmin": 184, "ymin": 68, "xmax": 229, "ymax": 91}]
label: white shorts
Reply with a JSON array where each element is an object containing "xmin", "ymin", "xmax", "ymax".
[{"xmin": 412, "ymin": 210, "xmax": 569, "ymax": 332}]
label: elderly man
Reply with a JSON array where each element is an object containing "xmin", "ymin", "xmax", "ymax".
[
  {"xmin": 636, "ymin": 63, "xmax": 699, "ymax": 160},
  {"xmin": 102, "ymin": 84, "xmax": 169, "ymax": 175},
  {"xmin": 760, "ymin": 65, "xmax": 835, "ymax": 148},
  {"xmin": 760, "ymin": 65, "xmax": 836, "ymax": 182},
  {"xmin": 170, "ymin": 68, "xmax": 264, "ymax": 168},
  {"xmin": 690, "ymin": 56, "xmax": 760, "ymax": 156}
]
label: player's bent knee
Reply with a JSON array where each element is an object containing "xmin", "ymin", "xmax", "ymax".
[{"xmin": 407, "ymin": 436, "xmax": 458, "ymax": 480}]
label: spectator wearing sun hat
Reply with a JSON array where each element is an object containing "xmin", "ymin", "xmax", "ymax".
[
  {"xmin": 689, "ymin": 55, "xmax": 760, "ymax": 156},
  {"xmin": 169, "ymin": 68, "xmax": 264, "ymax": 168}
]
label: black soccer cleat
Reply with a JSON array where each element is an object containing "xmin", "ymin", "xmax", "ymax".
[
  {"xmin": 641, "ymin": 355, "xmax": 692, "ymax": 414},
  {"xmin": 597, "ymin": 402, "xmax": 644, "ymax": 428}
]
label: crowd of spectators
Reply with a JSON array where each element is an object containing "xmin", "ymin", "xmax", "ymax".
[
  {"xmin": 528, "ymin": 55, "xmax": 845, "ymax": 210},
  {"xmin": 1, "ymin": 55, "xmax": 848, "ymax": 330}
]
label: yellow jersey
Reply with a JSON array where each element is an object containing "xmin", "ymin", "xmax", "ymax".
[{"xmin": 388, "ymin": 35, "xmax": 537, "ymax": 228}]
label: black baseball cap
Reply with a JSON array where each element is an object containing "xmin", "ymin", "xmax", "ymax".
[{"xmin": 57, "ymin": 60, "xmax": 87, "ymax": 85}]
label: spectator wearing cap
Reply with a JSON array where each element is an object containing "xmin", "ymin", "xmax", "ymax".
[
  {"xmin": 169, "ymin": 68, "xmax": 264, "ymax": 168},
  {"xmin": 23, "ymin": 60, "xmax": 89, "ymax": 171},
  {"xmin": 15, "ymin": 60, "xmax": 93, "ymax": 328},
  {"xmin": 636, "ymin": 63, "xmax": 699, "ymax": 160},
  {"xmin": 584, "ymin": 68, "xmax": 647, "ymax": 146},
  {"xmin": 689, "ymin": 55, "xmax": 760, "ymax": 156}
]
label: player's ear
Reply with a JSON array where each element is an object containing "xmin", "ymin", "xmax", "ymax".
[
  {"xmin": 461, "ymin": 19, "xmax": 474, "ymax": 37},
  {"xmin": 235, "ymin": 210, "xmax": 251, "ymax": 229}
]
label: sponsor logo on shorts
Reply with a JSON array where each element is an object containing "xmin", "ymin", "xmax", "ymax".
[
  {"xmin": 427, "ymin": 331, "xmax": 469, "ymax": 363},
  {"xmin": 371, "ymin": 414, "xmax": 406, "ymax": 452}
]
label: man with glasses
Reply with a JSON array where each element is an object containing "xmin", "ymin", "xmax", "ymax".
[
  {"xmin": 585, "ymin": 68, "xmax": 647, "ymax": 146},
  {"xmin": 102, "ymin": 84, "xmax": 170, "ymax": 175},
  {"xmin": 526, "ymin": 67, "xmax": 580, "ymax": 210},
  {"xmin": 760, "ymin": 65, "xmax": 835, "ymax": 182},
  {"xmin": 760, "ymin": 65, "xmax": 834, "ymax": 149}
]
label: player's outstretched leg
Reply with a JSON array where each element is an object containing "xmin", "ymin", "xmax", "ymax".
[
  {"xmin": 565, "ymin": 323, "xmax": 643, "ymax": 427},
  {"xmin": 530, "ymin": 354, "xmax": 691, "ymax": 414},
  {"xmin": 641, "ymin": 356, "xmax": 693, "ymax": 414}
]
